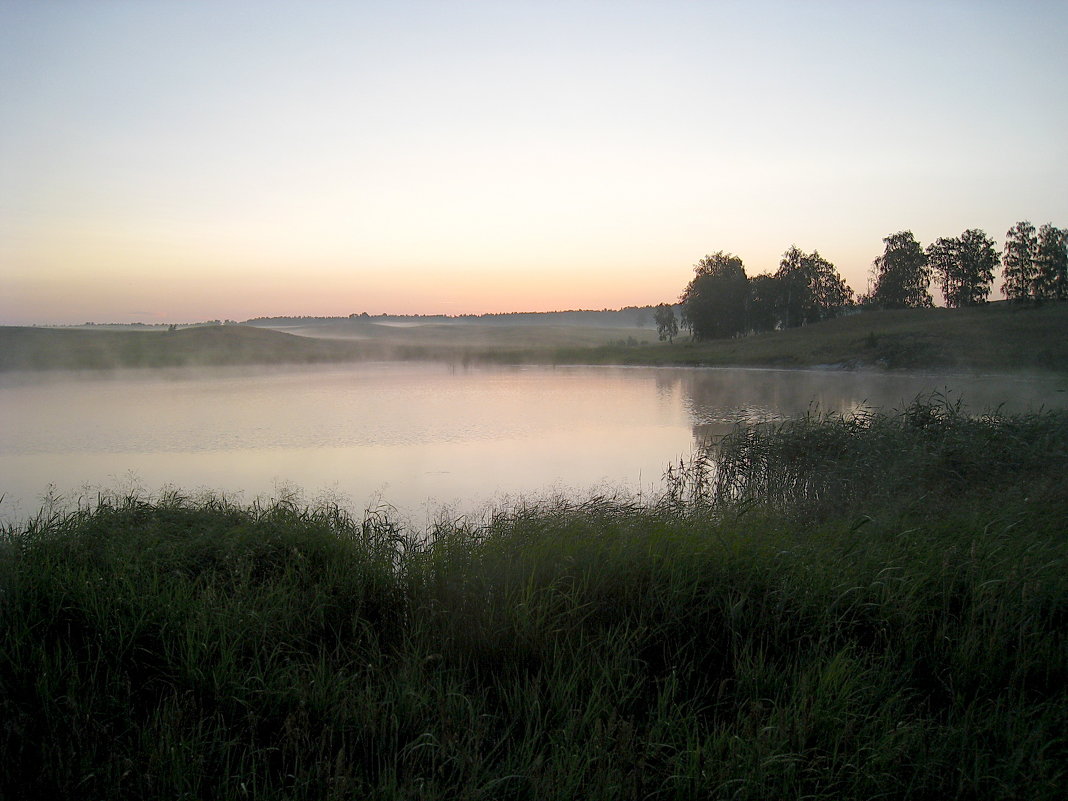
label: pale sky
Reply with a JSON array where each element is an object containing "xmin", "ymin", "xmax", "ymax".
[{"xmin": 2, "ymin": 0, "xmax": 1066, "ymax": 325}]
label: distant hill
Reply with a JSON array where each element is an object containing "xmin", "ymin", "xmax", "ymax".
[
  {"xmin": 3, "ymin": 302, "xmax": 1066, "ymax": 373},
  {"xmin": 0, "ymin": 325, "xmax": 365, "ymax": 371},
  {"xmin": 245, "ymin": 307, "xmax": 658, "ymax": 329}
]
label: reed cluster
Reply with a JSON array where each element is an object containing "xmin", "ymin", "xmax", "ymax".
[{"xmin": 2, "ymin": 399, "xmax": 1066, "ymax": 799}]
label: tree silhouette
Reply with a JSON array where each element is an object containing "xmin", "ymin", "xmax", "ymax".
[
  {"xmin": 747, "ymin": 273, "xmax": 787, "ymax": 333},
  {"xmin": 926, "ymin": 230, "xmax": 999, "ymax": 308},
  {"xmin": 654, "ymin": 303, "xmax": 679, "ymax": 343},
  {"xmin": 1001, "ymin": 221, "xmax": 1038, "ymax": 303},
  {"xmin": 774, "ymin": 246, "xmax": 853, "ymax": 327},
  {"xmin": 680, "ymin": 253, "xmax": 749, "ymax": 341},
  {"xmin": 1035, "ymin": 224, "xmax": 1068, "ymax": 301},
  {"xmin": 871, "ymin": 231, "xmax": 932, "ymax": 308}
]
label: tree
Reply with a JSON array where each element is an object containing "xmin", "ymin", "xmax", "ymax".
[
  {"xmin": 747, "ymin": 273, "xmax": 787, "ymax": 333},
  {"xmin": 1035, "ymin": 224, "xmax": 1068, "ymax": 301},
  {"xmin": 774, "ymin": 246, "xmax": 854, "ymax": 327},
  {"xmin": 653, "ymin": 303, "xmax": 679, "ymax": 343},
  {"xmin": 926, "ymin": 229, "xmax": 999, "ymax": 307},
  {"xmin": 680, "ymin": 252, "xmax": 749, "ymax": 341},
  {"xmin": 870, "ymin": 231, "xmax": 932, "ymax": 308},
  {"xmin": 1001, "ymin": 221, "xmax": 1038, "ymax": 302}
]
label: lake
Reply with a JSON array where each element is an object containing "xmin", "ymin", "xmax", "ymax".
[{"xmin": 2, "ymin": 362, "xmax": 1066, "ymax": 525}]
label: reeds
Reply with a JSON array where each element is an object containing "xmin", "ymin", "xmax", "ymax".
[
  {"xmin": 663, "ymin": 393, "xmax": 1068, "ymax": 519},
  {"xmin": 2, "ymin": 400, "xmax": 1066, "ymax": 799}
]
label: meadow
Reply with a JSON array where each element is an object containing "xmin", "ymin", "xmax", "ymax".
[
  {"xmin": 532, "ymin": 302, "xmax": 1068, "ymax": 371},
  {"xmin": 2, "ymin": 398, "xmax": 1066, "ymax": 799},
  {"xmin": 4, "ymin": 301, "xmax": 1068, "ymax": 373}
]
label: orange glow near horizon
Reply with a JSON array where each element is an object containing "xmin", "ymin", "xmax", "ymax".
[
  {"xmin": 4, "ymin": 252, "xmax": 697, "ymax": 324},
  {"xmin": 2, "ymin": 2, "xmax": 1065, "ymax": 326}
]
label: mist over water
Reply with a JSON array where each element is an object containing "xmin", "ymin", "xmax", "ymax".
[{"xmin": 2, "ymin": 362, "xmax": 1065, "ymax": 524}]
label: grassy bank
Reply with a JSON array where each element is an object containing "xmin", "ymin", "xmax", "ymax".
[
  {"xmin": 3, "ymin": 400, "xmax": 1066, "ymax": 799},
  {"xmin": 546, "ymin": 302, "xmax": 1068, "ymax": 372},
  {"xmin": 5, "ymin": 302, "xmax": 1068, "ymax": 373}
]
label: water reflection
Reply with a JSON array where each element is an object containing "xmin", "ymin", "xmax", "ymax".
[
  {"xmin": 655, "ymin": 366, "xmax": 1067, "ymax": 443},
  {"xmin": 1, "ymin": 363, "xmax": 1064, "ymax": 523}
]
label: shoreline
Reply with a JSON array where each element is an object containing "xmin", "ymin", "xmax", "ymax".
[
  {"xmin": 4, "ymin": 403, "xmax": 1066, "ymax": 799},
  {"xmin": 5, "ymin": 301, "xmax": 1067, "ymax": 375}
]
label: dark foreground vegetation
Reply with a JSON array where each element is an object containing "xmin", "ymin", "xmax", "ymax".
[
  {"xmin": 3, "ymin": 301, "xmax": 1068, "ymax": 373},
  {"xmin": 3, "ymin": 399, "xmax": 1067, "ymax": 799}
]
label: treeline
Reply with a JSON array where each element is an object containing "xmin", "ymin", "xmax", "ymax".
[
  {"xmin": 1000, "ymin": 222, "xmax": 1068, "ymax": 303},
  {"xmin": 668, "ymin": 247, "xmax": 853, "ymax": 342},
  {"xmin": 451, "ymin": 307, "xmax": 655, "ymax": 327},
  {"xmin": 57, "ymin": 320, "xmax": 238, "ymax": 330},
  {"xmin": 248, "ymin": 308, "xmax": 659, "ymax": 328},
  {"xmin": 664, "ymin": 222, "xmax": 1068, "ymax": 342}
]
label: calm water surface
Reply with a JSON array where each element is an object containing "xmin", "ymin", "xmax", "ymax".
[{"xmin": 2, "ymin": 362, "xmax": 1065, "ymax": 524}]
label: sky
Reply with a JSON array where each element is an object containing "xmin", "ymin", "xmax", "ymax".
[{"xmin": 2, "ymin": 0, "xmax": 1066, "ymax": 325}]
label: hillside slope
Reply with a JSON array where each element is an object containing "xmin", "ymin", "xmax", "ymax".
[
  {"xmin": 0, "ymin": 325, "xmax": 365, "ymax": 371},
  {"xmin": 572, "ymin": 302, "xmax": 1068, "ymax": 373},
  {"xmin": 3, "ymin": 302, "xmax": 1067, "ymax": 373}
]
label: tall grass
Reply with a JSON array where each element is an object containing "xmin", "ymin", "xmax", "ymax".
[
  {"xmin": 693, "ymin": 393, "xmax": 1068, "ymax": 517},
  {"xmin": 2, "ymin": 400, "xmax": 1066, "ymax": 799}
]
